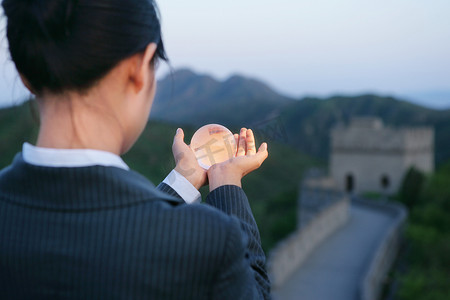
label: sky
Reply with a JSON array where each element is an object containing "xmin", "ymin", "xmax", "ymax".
[{"xmin": 1, "ymin": 0, "xmax": 450, "ymax": 108}]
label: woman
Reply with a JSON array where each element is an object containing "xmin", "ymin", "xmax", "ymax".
[{"xmin": 0, "ymin": 0, "xmax": 270, "ymax": 299}]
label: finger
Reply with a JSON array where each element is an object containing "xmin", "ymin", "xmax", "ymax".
[
  {"xmin": 255, "ymin": 142, "xmax": 269, "ymax": 165},
  {"xmin": 234, "ymin": 134, "xmax": 239, "ymax": 146},
  {"xmin": 241, "ymin": 142, "xmax": 269, "ymax": 177},
  {"xmin": 237, "ymin": 128, "xmax": 247, "ymax": 157},
  {"xmin": 246, "ymin": 129, "xmax": 256, "ymax": 156},
  {"xmin": 234, "ymin": 134, "xmax": 239, "ymax": 155}
]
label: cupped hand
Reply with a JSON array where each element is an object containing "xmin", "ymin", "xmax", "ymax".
[
  {"xmin": 207, "ymin": 128, "xmax": 269, "ymax": 192},
  {"xmin": 172, "ymin": 128, "xmax": 208, "ymax": 190}
]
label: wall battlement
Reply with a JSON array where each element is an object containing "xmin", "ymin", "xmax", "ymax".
[
  {"xmin": 331, "ymin": 117, "xmax": 434, "ymax": 195},
  {"xmin": 331, "ymin": 123, "xmax": 434, "ymax": 153}
]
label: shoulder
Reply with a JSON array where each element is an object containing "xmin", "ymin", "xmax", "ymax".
[
  {"xmin": 145, "ymin": 199, "xmax": 244, "ymax": 251},
  {"xmin": 171, "ymin": 204, "xmax": 246, "ymax": 270},
  {"xmin": 157, "ymin": 200, "xmax": 237, "ymax": 233}
]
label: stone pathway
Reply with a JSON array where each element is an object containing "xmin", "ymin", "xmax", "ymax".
[{"xmin": 272, "ymin": 202, "xmax": 394, "ymax": 300}]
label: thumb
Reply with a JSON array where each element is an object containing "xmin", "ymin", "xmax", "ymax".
[
  {"xmin": 174, "ymin": 128, "xmax": 184, "ymax": 140},
  {"xmin": 173, "ymin": 128, "xmax": 186, "ymax": 147}
]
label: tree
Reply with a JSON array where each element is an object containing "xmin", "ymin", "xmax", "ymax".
[{"xmin": 398, "ymin": 167, "xmax": 425, "ymax": 210}]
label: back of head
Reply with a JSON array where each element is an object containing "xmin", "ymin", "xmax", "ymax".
[{"xmin": 1, "ymin": 0, "xmax": 168, "ymax": 97}]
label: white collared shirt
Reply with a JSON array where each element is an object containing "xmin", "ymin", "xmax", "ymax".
[{"xmin": 22, "ymin": 142, "xmax": 201, "ymax": 204}]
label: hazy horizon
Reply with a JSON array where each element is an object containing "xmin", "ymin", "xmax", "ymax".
[{"xmin": 1, "ymin": 66, "xmax": 450, "ymax": 110}]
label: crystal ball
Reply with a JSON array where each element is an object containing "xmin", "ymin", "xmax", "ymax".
[{"xmin": 190, "ymin": 124, "xmax": 237, "ymax": 170}]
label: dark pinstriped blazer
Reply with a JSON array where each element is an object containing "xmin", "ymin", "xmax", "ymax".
[{"xmin": 0, "ymin": 153, "xmax": 271, "ymax": 299}]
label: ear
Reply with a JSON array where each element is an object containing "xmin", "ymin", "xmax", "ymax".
[{"xmin": 129, "ymin": 43, "xmax": 158, "ymax": 93}]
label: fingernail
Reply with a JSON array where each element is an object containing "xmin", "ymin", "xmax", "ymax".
[{"xmin": 177, "ymin": 128, "xmax": 181, "ymax": 134}]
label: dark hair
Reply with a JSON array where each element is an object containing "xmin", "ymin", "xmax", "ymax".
[{"xmin": 1, "ymin": 0, "xmax": 168, "ymax": 96}]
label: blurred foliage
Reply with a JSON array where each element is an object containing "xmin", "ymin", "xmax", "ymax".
[
  {"xmin": 398, "ymin": 167, "xmax": 426, "ymax": 210},
  {"xmin": 362, "ymin": 191, "xmax": 385, "ymax": 200},
  {"xmin": 0, "ymin": 102, "xmax": 40, "ymax": 167},
  {"xmin": 0, "ymin": 101, "xmax": 320, "ymax": 254},
  {"xmin": 395, "ymin": 164, "xmax": 450, "ymax": 300},
  {"xmin": 258, "ymin": 188, "xmax": 298, "ymax": 251}
]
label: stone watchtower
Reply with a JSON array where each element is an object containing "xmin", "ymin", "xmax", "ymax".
[{"xmin": 330, "ymin": 117, "xmax": 434, "ymax": 195}]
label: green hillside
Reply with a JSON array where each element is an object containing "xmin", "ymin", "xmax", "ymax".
[{"xmin": 0, "ymin": 101, "xmax": 319, "ymax": 251}]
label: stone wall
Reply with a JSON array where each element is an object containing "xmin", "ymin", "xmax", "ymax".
[
  {"xmin": 297, "ymin": 180, "xmax": 347, "ymax": 228},
  {"xmin": 356, "ymin": 198, "xmax": 408, "ymax": 300},
  {"xmin": 267, "ymin": 186, "xmax": 349, "ymax": 288}
]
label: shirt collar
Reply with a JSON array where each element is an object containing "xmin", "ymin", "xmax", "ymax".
[{"xmin": 22, "ymin": 142, "xmax": 130, "ymax": 170}]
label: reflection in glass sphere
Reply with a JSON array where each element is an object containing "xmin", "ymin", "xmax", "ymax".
[{"xmin": 190, "ymin": 124, "xmax": 237, "ymax": 170}]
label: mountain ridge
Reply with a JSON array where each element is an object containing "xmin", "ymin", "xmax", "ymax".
[{"xmin": 151, "ymin": 69, "xmax": 450, "ymax": 165}]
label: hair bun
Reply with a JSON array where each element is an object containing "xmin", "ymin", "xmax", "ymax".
[
  {"xmin": 3, "ymin": 0, "xmax": 78, "ymax": 40},
  {"xmin": 2, "ymin": 0, "xmax": 167, "ymax": 96}
]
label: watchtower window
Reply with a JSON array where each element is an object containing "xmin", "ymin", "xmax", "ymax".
[
  {"xmin": 346, "ymin": 174, "xmax": 354, "ymax": 192},
  {"xmin": 381, "ymin": 175, "xmax": 390, "ymax": 189}
]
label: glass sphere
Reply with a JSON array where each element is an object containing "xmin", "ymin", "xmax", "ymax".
[{"xmin": 190, "ymin": 124, "xmax": 237, "ymax": 170}]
